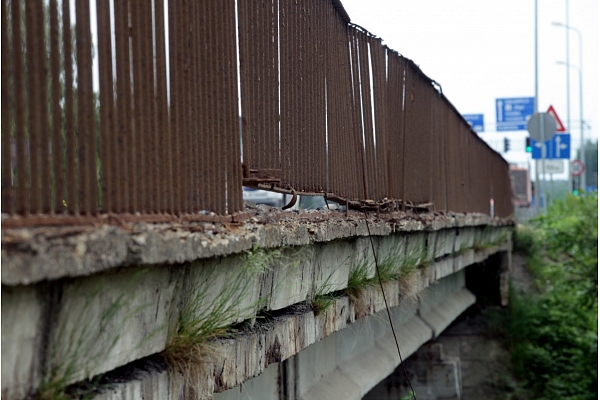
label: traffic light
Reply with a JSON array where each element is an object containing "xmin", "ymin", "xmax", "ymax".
[
  {"xmin": 525, "ymin": 137, "xmax": 532, "ymax": 153},
  {"xmin": 503, "ymin": 137, "xmax": 510, "ymax": 153}
]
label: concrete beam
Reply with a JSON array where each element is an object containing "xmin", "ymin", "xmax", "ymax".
[
  {"xmin": 1, "ymin": 211, "xmax": 512, "ymax": 399},
  {"xmin": 87, "ymin": 260, "xmax": 492, "ymax": 400},
  {"xmin": 213, "ymin": 271, "xmax": 472, "ymax": 400}
]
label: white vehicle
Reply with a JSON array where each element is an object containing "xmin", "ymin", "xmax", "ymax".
[
  {"xmin": 243, "ymin": 187, "xmax": 291, "ymax": 208},
  {"xmin": 243, "ymin": 188, "xmax": 344, "ymax": 211}
]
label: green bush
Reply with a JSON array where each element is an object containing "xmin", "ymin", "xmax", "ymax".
[
  {"xmin": 504, "ymin": 289, "xmax": 597, "ymax": 399},
  {"xmin": 531, "ymin": 192, "xmax": 598, "ymax": 307},
  {"xmin": 499, "ymin": 193, "xmax": 598, "ymax": 399},
  {"xmin": 512, "ymin": 224, "xmax": 540, "ymax": 257}
]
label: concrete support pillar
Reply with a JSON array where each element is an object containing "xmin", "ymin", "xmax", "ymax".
[
  {"xmin": 465, "ymin": 250, "xmax": 512, "ymax": 307},
  {"xmin": 499, "ymin": 251, "xmax": 511, "ymax": 307},
  {"xmin": 363, "ymin": 343, "xmax": 462, "ymax": 400}
]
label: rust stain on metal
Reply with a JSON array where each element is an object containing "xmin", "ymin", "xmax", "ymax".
[
  {"xmin": 1, "ymin": 0, "xmax": 12, "ymax": 214},
  {"xmin": 1, "ymin": 0, "xmax": 514, "ymax": 228}
]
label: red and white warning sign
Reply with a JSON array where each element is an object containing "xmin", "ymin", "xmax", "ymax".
[{"xmin": 547, "ymin": 105, "xmax": 566, "ymax": 132}]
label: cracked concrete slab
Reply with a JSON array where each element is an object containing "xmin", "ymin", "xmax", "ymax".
[
  {"xmin": 1, "ymin": 210, "xmax": 512, "ymax": 400},
  {"xmin": 2, "ymin": 210, "xmax": 512, "ymax": 286}
]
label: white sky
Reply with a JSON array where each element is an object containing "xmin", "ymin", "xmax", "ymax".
[{"xmin": 340, "ymin": 0, "xmax": 598, "ymax": 181}]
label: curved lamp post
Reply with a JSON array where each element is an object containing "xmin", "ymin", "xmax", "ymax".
[{"xmin": 553, "ymin": 22, "xmax": 586, "ymax": 189}]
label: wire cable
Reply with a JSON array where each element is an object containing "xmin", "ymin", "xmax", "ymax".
[{"xmin": 362, "ymin": 209, "xmax": 417, "ymax": 400}]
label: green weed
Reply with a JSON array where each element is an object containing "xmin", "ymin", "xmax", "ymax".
[
  {"xmin": 402, "ymin": 242, "xmax": 428, "ymax": 271},
  {"xmin": 311, "ymin": 292, "xmax": 337, "ymax": 315},
  {"xmin": 345, "ymin": 244, "xmax": 411, "ymax": 302},
  {"xmin": 345, "ymin": 260, "xmax": 373, "ymax": 301},
  {"xmin": 451, "ymin": 242, "xmax": 470, "ymax": 257},
  {"xmin": 399, "ymin": 390, "xmax": 415, "ymax": 400},
  {"xmin": 36, "ymin": 270, "xmax": 146, "ymax": 400},
  {"xmin": 311, "ymin": 266, "xmax": 340, "ymax": 315},
  {"xmin": 162, "ymin": 246, "xmax": 288, "ymax": 380},
  {"xmin": 376, "ymin": 244, "xmax": 406, "ymax": 281}
]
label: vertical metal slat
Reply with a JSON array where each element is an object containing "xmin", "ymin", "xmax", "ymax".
[{"xmin": 1, "ymin": 0, "xmax": 13, "ymax": 213}]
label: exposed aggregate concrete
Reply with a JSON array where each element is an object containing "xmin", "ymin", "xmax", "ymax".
[{"xmin": 1, "ymin": 207, "xmax": 512, "ymax": 286}]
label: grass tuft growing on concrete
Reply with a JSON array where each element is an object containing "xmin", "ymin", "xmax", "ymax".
[
  {"xmin": 398, "ymin": 267, "xmax": 424, "ymax": 304},
  {"xmin": 402, "ymin": 243, "xmax": 428, "ymax": 271},
  {"xmin": 376, "ymin": 245, "xmax": 405, "ymax": 282},
  {"xmin": 162, "ymin": 246, "xmax": 285, "ymax": 384},
  {"xmin": 345, "ymin": 260, "xmax": 373, "ymax": 301},
  {"xmin": 397, "ymin": 245, "xmax": 429, "ymax": 303},
  {"xmin": 311, "ymin": 265, "xmax": 342, "ymax": 315},
  {"xmin": 36, "ymin": 271, "xmax": 145, "ymax": 400},
  {"xmin": 311, "ymin": 292, "xmax": 337, "ymax": 315}
]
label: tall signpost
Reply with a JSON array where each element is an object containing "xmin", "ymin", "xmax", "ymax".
[
  {"xmin": 527, "ymin": 113, "xmax": 557, "ymax": 212},
  {"xmin": 548, "ymin": 103, "xmax": 571, "ymax": 191},
  {"xmin": 495, "ymin": 97, "xmax": 535, "ymax": 209},
  {"xmin": 494, "ymin": 98, "xmax": 569, "ymax": 212}
]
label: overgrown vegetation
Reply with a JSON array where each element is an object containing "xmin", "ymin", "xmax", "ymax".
[
  {"xmin": 311, "ymin": 290, "xmax": 337, "ymax": 315},
  {"xmin": 163, "ymin": 246, "xmax": 281, "ymax": 379},
  {"xmin": 311, "ymin": 259, "xmax": 346, "ymax": 314},
  {"xmin": 512, "ymin": 224, "xmax": 540, "ymax": 257},
  {"xmin": 36, "ymin": 271, "xmax": 146, "ymax": 400},
  {"xmin": 344, "ymin": 242, "xmax": 428, "ymax": 307},
  {"xmin": 377, "ymin": 245, "xmax": 406, "ymax": 281},
  {"xmin": 494, "ymin": 193, "xmax": 598, "ymax": 399},
  {"xmin": 345, "ymin": 259, "xmax": 373, "ymax": 301}
]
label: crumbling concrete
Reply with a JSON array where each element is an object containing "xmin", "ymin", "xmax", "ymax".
[
  {"xmin": 1, "ymin": 209, "xmax": 512, "ymax": 286},
  {"xmin": 1, "ymin": 209, "xmax": 512, "ymax": 400},
  {"xmin": 94, "ymin": 268, "xmax": 474, "ymax": 400}
]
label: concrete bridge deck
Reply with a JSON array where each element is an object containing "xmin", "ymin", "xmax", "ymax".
[{"xmin": 2, "ymin": 207, "xmax": 512, "ymax": 399}]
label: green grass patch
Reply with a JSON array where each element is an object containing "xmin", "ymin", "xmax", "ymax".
[
  {"xmin": 163, "ymin": 246, "xmax": 283, "ymax": 380},
  {"xmin": 36, "ymin": 270, "xmax": 146, "ymax": 400},
  {"xmin": 311, "ymin": 263, "xmax": 343, "ymax": 315},
  {"xmin": 376, "ymin": 244, "xmax": 408, "ymax": 281},
  {"xmin": 345, "ymin": 260, "xmax": 373, "ymax": 301},
  {"xmin": 345, "ymin": 244, "xmax": 412, "ymax": 300},
  {"xmin": 451, "ymin": 242, "xmax": 470, "ymax": 257},
  {"xmin": 311, "ymin": 292, "xmax": 337, "ymax": 315},
  {"xmin": 402, "ymin": 242, "xmax": 428, "ymax": 271}
]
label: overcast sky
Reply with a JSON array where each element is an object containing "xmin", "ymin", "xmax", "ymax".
[{"xmin": 340, "ymin": 0, "xmax": 598, "ymax": 180}]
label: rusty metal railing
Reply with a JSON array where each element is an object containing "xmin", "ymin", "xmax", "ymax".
[{"xmin": 1, "ymin": 0, "xmax": 513, "ymax": 227}]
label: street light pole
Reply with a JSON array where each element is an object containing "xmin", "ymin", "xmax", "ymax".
[
  {"xmin": 557, "ymin": 61, "xmax": 584, "ymax": 191},
  {"xmin": 534, "ymin": 0, "xmax": 540, "ymax": 213},
  {"xmin": 553, "ymin": 22, "xmax": 585, "ymax": 189}
]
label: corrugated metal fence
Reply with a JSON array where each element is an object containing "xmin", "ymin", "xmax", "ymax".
[{"xmin": 1, "ymin": 0, "xmax": 513, "ymax": 226}]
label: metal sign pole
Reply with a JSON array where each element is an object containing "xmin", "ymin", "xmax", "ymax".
[
  {"xmin": 534, "ymin": 162, "xmax": 540, "ymax": 213},
  {"xmin": 540, "ymin": 116, "xmax": 546, "ymax": 211}
]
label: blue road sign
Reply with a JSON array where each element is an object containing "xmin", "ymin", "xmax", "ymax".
[
  {"xmin": 531, "ymin": 133, "xmax": 571, "ymax": 159},
  {"xmin": 463, "ymin": 114, "xmax": 484, "ymax": 132},
  {"xmin": 496, "ymin": 97, "xmax": 535, "ymax": 131}
]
